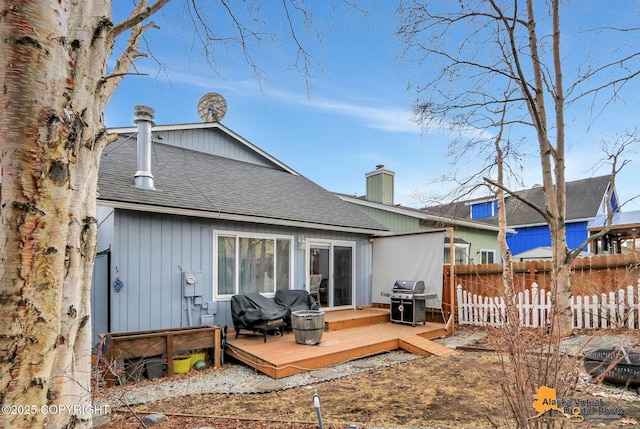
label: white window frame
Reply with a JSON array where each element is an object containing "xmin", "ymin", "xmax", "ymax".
[
  {"xmin": 213, "ymin": 230, "xmax": 294, "ymax": 300},
  {"xmin": 479, "ymin": 249, "xmax": 496, "ymax": 264},
  {"xmin": 444, "ymin": 242, "xmax": 470, "ymax": 265},
  {"xmin": 305, "ymin": 238, "xmax": 356, "ymax": 310}
]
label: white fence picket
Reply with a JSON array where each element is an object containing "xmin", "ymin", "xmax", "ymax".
[
  {"xmin": 619, "ymin": 290, "xmax": 626, "ymax": 329},
  {"xmin": 575, "ymin": 296, "xmax": 583, "ymax": 329},
  {"xmin": 628, "ymin": 285, "xmax": 635, "ymax": 329},
  {"xmin": 456, "ymin": 282, "xmax": 640, "ymax": 330},
  {"xmin": 600, "ymin": 293, "xmax": 607, "ymax": 329},
  {"xmin": 609, "ymin": 291, "xmax": 617, "ymax": 328},
  {"xmin": 590, "ymin": 294, "xmax": 599, "ymax": 329},
  {"xmin": 531, "ymin": 283, "xmax": 539, "ymax": 327}
]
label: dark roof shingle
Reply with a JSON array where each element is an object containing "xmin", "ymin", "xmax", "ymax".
[
  {"xmin": 424, "ymin": 176, "xmax": 611, "ymax": 226},
  {"xmin": 98, "ymin": 139, "xmax": 388, "ymax": 232}
]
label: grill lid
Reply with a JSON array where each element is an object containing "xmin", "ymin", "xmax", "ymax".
[{"xmin": 392, "ymin": 280, "xmax": 425, "ymax": 294}]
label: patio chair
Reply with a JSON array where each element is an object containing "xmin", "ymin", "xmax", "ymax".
[
  {"xmin": 309, "ymin": 274, "xmax": 324, "ymax": 306},
  {"xmin": 274, "ymin": 289, "xmax": 319, "ymax": 330},
  {"xmin": 230, "ymin": 293, "xmax": 288, "ymax": 342}
]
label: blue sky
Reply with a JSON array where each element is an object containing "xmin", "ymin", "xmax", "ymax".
[{"xmin": 105, "ymin": 1, "xmax": 639, "ymax": 210}]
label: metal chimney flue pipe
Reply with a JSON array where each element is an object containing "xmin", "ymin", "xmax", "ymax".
[{"xmin": 133, "ymin": 105, "xmax": 156, "ymax": 190}]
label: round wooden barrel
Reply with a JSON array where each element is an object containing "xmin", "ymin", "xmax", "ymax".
[{"xmin": 291, "ymin": 310, "xmax": 325, "ymax": 345}]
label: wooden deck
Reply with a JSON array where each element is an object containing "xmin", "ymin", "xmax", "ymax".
[{"xmin": 225, "ymin": 308, "xmax": 450, "ymax": 378}]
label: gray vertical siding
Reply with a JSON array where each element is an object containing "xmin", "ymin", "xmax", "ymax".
[
  {"xmin": 96, "ymin": 206, "xmax": 114, "ymax": 253},
  {"xmin": 104, "ymin": 209, "xmax": 372, "ymax": 333},
  {"xmin": 91, "ymin": 252, "xmax": 109, "ymax": 344},
  {"xmin": 357, "ymin": 239, "xmax": 373, "ymax": 307},
  {"xmin": 155, "ymin": 128, "xmax": 278, "ymax": 168}
]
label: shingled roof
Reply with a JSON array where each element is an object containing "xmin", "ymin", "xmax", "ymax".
[
  {"xmin": 97, "ymin": 137, "xmax": 388, "ymax": 234},
  {"xmin": 424, "ymin": 175, "xmax": 612, "ymax": 227}
]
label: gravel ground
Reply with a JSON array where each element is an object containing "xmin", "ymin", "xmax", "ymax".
[
  {"xmin": 94, "ymin": 349, "xmax": 421, "ymax": 410},
  {"xmin": 94, "ymin": 329, "xmax": 640, "ymax": 419}
]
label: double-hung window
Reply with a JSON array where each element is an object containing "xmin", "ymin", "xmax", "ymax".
[{"xmin": 215, "ymin": 232, "xmax": 292, "ymax": 298}]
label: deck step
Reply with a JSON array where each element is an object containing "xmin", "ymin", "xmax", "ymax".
[
  {"xmin": 399, "ymin": 335, "xmax": 460, "ymax": 357},
  {"xmin": 324, "ymin": 308, "xmax": 390, "ymax": 331}
]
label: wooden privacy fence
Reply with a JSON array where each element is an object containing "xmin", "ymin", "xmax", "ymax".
[
  {"xmin": 457, "ymin": 280, "xmax": 640, "ymax": 329},
  {"xmin": 450, "ymin": 253, "xmax": 640, "ymax": 298}
]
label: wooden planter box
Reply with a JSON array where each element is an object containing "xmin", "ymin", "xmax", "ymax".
[{"xmin": 100, "ymin": 325, "xmax": 221, "ymax": 377}]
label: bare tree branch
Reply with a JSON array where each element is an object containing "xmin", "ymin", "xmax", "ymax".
[
  {"xmin": 104, "ymin": 21, "xmax": 158, "ymax": 86},
  {"xmin": 566, "ymin": 132, "xmax": 638, "ymax": 260},
  {"xmin": 110, "ymin": 0, "xmax": 172, "ymax": 38}
]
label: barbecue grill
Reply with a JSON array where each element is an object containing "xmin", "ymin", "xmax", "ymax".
[{"xmin": 381, "ymin": 280, "xmax": 437, "ymax": 326}]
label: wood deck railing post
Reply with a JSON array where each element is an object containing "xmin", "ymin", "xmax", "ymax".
[
  {"xmin": 214, "ymin": 328, "xmax": 221, "ymax": 368},
  {"xmin": 449, "ymin": 227, "xmax": 455, "ymax": 333},
  {"xmin": 166, "ymin": 333, "xmax": 175, "ymax": 376}
]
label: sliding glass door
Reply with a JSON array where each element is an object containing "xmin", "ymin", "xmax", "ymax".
[
  {"xmin": 307, "ymin": 240, "xmax": 355, "ymax": 310},
  {"xmin": 332, "ymin": 245, "xmax": 353, "ymax": 307}
]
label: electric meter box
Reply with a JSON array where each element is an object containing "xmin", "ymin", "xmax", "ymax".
[
  {"xmin": 182, "ymin": 271, "xmax": 203, "ymax": 297},
  {"xmin": 200, "ymin": 314, "xmax": 215, "ymax": 325}
]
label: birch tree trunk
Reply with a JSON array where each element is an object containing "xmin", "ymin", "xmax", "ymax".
[
  {"xmin": 1, "ymin": 2, "xmax": 119, "ymax": 427},
  {"xmin": 496, "ymin": 0, "xmax": 572, "ymax": 337},
  {"xmin": 524, "ymin": 0, "xmax": 572, "ymax": 337}
]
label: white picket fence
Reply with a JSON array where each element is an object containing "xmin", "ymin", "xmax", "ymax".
[{"xmin": 456, "ymin": 280, "xmax": 640, "ymax": 329}]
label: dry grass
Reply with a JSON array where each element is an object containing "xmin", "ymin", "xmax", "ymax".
[
  {"xmin": 100, "ymin": 351, "xmax": 510, "ymax": 428},
  {"xmin": 97, "ymin": 328, "xmax": 640, "ymax": 428}
]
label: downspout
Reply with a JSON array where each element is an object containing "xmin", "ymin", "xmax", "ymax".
[{"xmin": 133, "ymin": 105, "xmax": 156, "ymax": 190}]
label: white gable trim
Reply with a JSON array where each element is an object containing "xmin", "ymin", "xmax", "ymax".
[{"xmin": 108, "ymin": 122, "xmax": 299, "ymax": 176}]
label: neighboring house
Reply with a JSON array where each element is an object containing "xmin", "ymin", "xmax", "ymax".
[
  {"xmin": 424, "ymin": 176, "xmax": 619, "ymax": 258},
  {"xmin": 508, "ymin": 247, "xmax": 593, "ymax": 262},
  {"xmin": 338, "ymin": 165, "xmax": 508, "ymax": 265},
  {"xmin": 588, "ymin": 211, "xmax": 640, "ymax": 254},
  {"xmin": 92, "ymin": 105, "xmax": 389, "ymax": 342}
]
